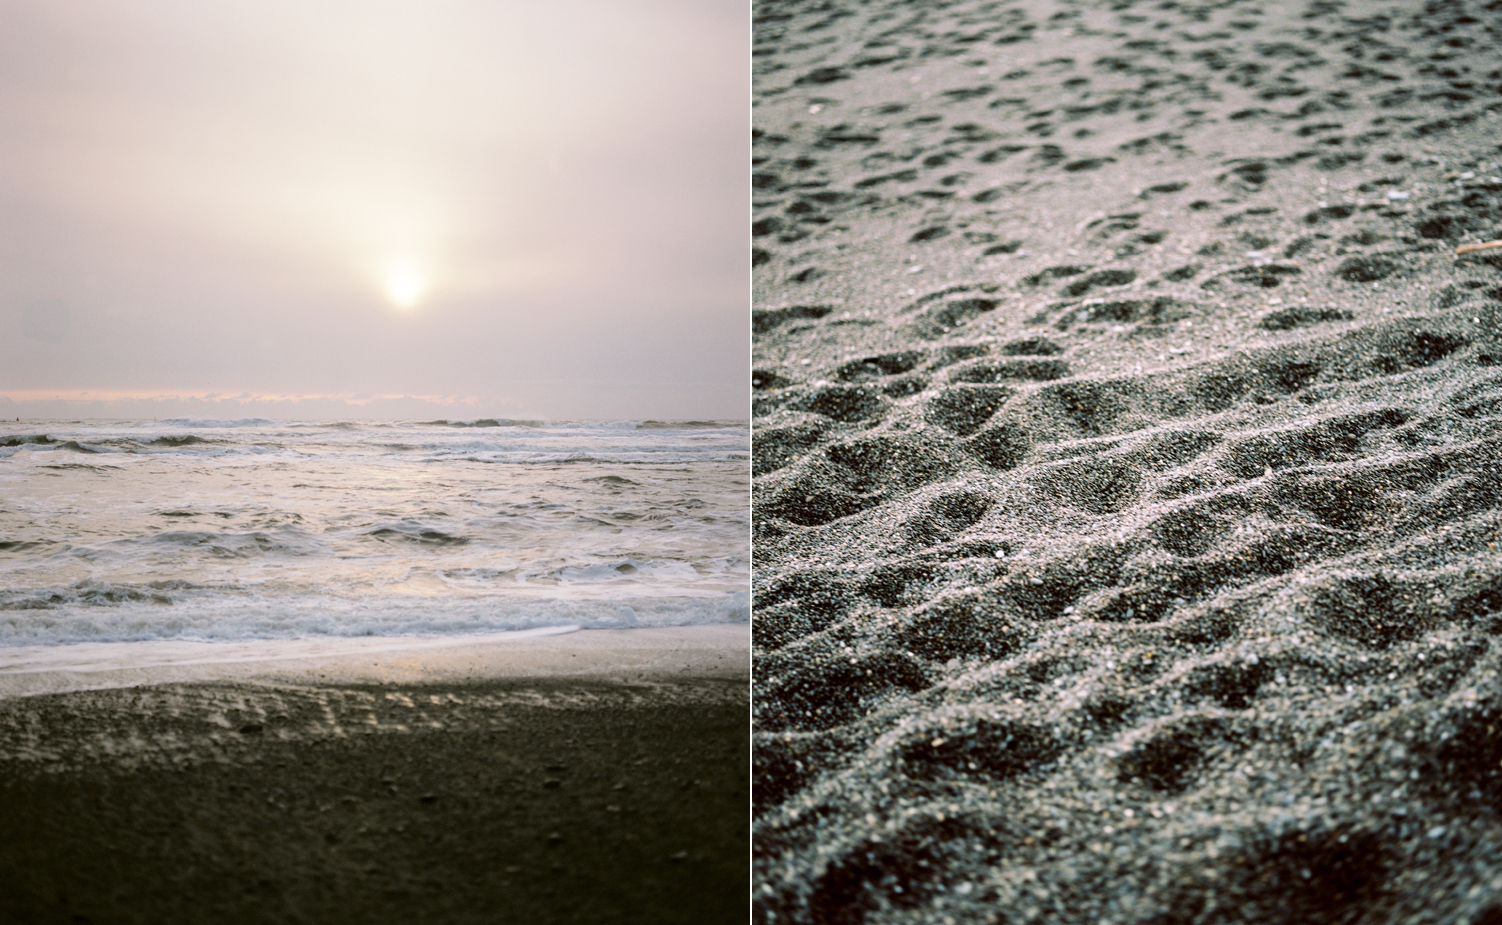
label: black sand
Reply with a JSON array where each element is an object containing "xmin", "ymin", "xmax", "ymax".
[
  {"xmin": 0, "ymin": 677, "xmax": 746, "ymax": 924},
  {"xmin": 753, "ymin": 0, "xmax": 1502, "ymax": 922}
]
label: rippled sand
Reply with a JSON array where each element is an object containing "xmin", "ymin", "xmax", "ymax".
[{"xmin": 752, "ymin": 0, "xmax": 1502, "ymax": 921}]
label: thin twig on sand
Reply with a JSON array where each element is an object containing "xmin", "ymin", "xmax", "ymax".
[{"xmin": 1456, "ymin": 240, "xmax": 1502, "ymax": 255}]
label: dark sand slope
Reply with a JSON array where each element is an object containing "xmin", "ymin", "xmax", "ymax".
[
  {"xmin": 753, "ymin": 1, "xmax": 1502, "ymax": 922},
  {"xmin": 0, "ymin": 675, "xmax": 746, "ymax": 924}
]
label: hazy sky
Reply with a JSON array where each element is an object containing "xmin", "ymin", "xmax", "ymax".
[{"xmin": 0, "ymin": 0, "xmax": 746, "ymax": 421}]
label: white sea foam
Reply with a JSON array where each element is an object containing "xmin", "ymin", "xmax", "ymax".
[
  {"xmin": 0, "ymin": 589, "xmax": 749, "ymax": 646},
  {"xmin": 0, "ymin": 624, "xmax": 584, "ymax": 675},
  {"xmin": 0, "ymin": 419, "xmax": 748, "ymax": 649}
]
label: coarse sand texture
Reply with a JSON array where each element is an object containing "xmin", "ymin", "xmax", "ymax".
[{"xmin": 752, "ymin": 1, "xmax": 1502, "ymax": 923}]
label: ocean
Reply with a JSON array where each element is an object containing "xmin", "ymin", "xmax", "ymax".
[{"xmin": 0, "ymin": 418, "xmax": 748, "ymax": 665}]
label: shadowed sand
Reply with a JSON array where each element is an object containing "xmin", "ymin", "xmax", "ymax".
[
  {"xmin": 753, "ymin": 0, "xmax": 1502, "ymax": 922},
  {"xmin": 0, "ymin": 625, "xmax": 748, "ymax": 924}
]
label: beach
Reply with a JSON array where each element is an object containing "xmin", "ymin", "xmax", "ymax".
[
  {"xmin": 0, "ymin": 419, "xmax": 749, "ymax": 921},
  {"xmin": 0, "ymin": 624, "xmax": 748, "ymax": 924},
  {"xmin": 753, "ymin": 0, "xmax": 1502, "ymax": 922}
]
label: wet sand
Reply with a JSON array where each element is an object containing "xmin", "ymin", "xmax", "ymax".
[
  {"xmin": 0, "ymin": 626, "xmax": 748, "ymax": 924},
  {"xmin": 752, "ymin": 1, "xmax": 1502, "ymax": 922}
]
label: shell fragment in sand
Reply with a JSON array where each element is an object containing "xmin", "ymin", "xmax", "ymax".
[{"xmin": 1455, "ymin": 240, "xmax": 1502, "ymax": 255}]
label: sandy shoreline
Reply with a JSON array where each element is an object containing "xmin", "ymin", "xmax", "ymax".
[
  {"xmin": 754, "ymin": 0, "xmax": 1502, "ymax": 922},
  {"xmin": 0, "ymin": 625, "xmax": 749, "ymax": 923},
  {"xmin": 0, "ymin": 623, "xmax": 750, "ymax": 698}
]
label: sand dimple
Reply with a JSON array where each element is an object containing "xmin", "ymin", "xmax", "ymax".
[{"xmin": 754, "ymin": 0, "xmax": 1502, "ymax": 921}]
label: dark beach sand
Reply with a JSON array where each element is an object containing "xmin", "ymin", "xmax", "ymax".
[
  {"xmin": 753, "ymin": 1, "xmax": 1502, "ymax": 922},
  {"xmin": 0, "ymin": 627, "xmax": 748, "ymax": 924}
]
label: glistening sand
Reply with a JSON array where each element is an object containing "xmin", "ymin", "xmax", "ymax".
[{"xmin": 752, "ymin": 1, "xmax": 1502, "ymax": 922}]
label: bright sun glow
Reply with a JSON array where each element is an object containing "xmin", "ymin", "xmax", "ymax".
[{"xmin": 385, "ymin": 266, "xmax": 426, "ymax": 308}]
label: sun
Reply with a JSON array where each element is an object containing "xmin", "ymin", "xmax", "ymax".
[{"xmin": 385, "ymin": 265, "xmax": 426, "ymax": 309}]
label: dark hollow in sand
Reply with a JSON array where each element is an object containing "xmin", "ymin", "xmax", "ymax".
[
  {"xmin": 0, "ymin": 678, "xmax": 747, "ymax": 924},
  {"xmin": 754, "ymin": 0, "xmax": 1502, "ymax": 922}
]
